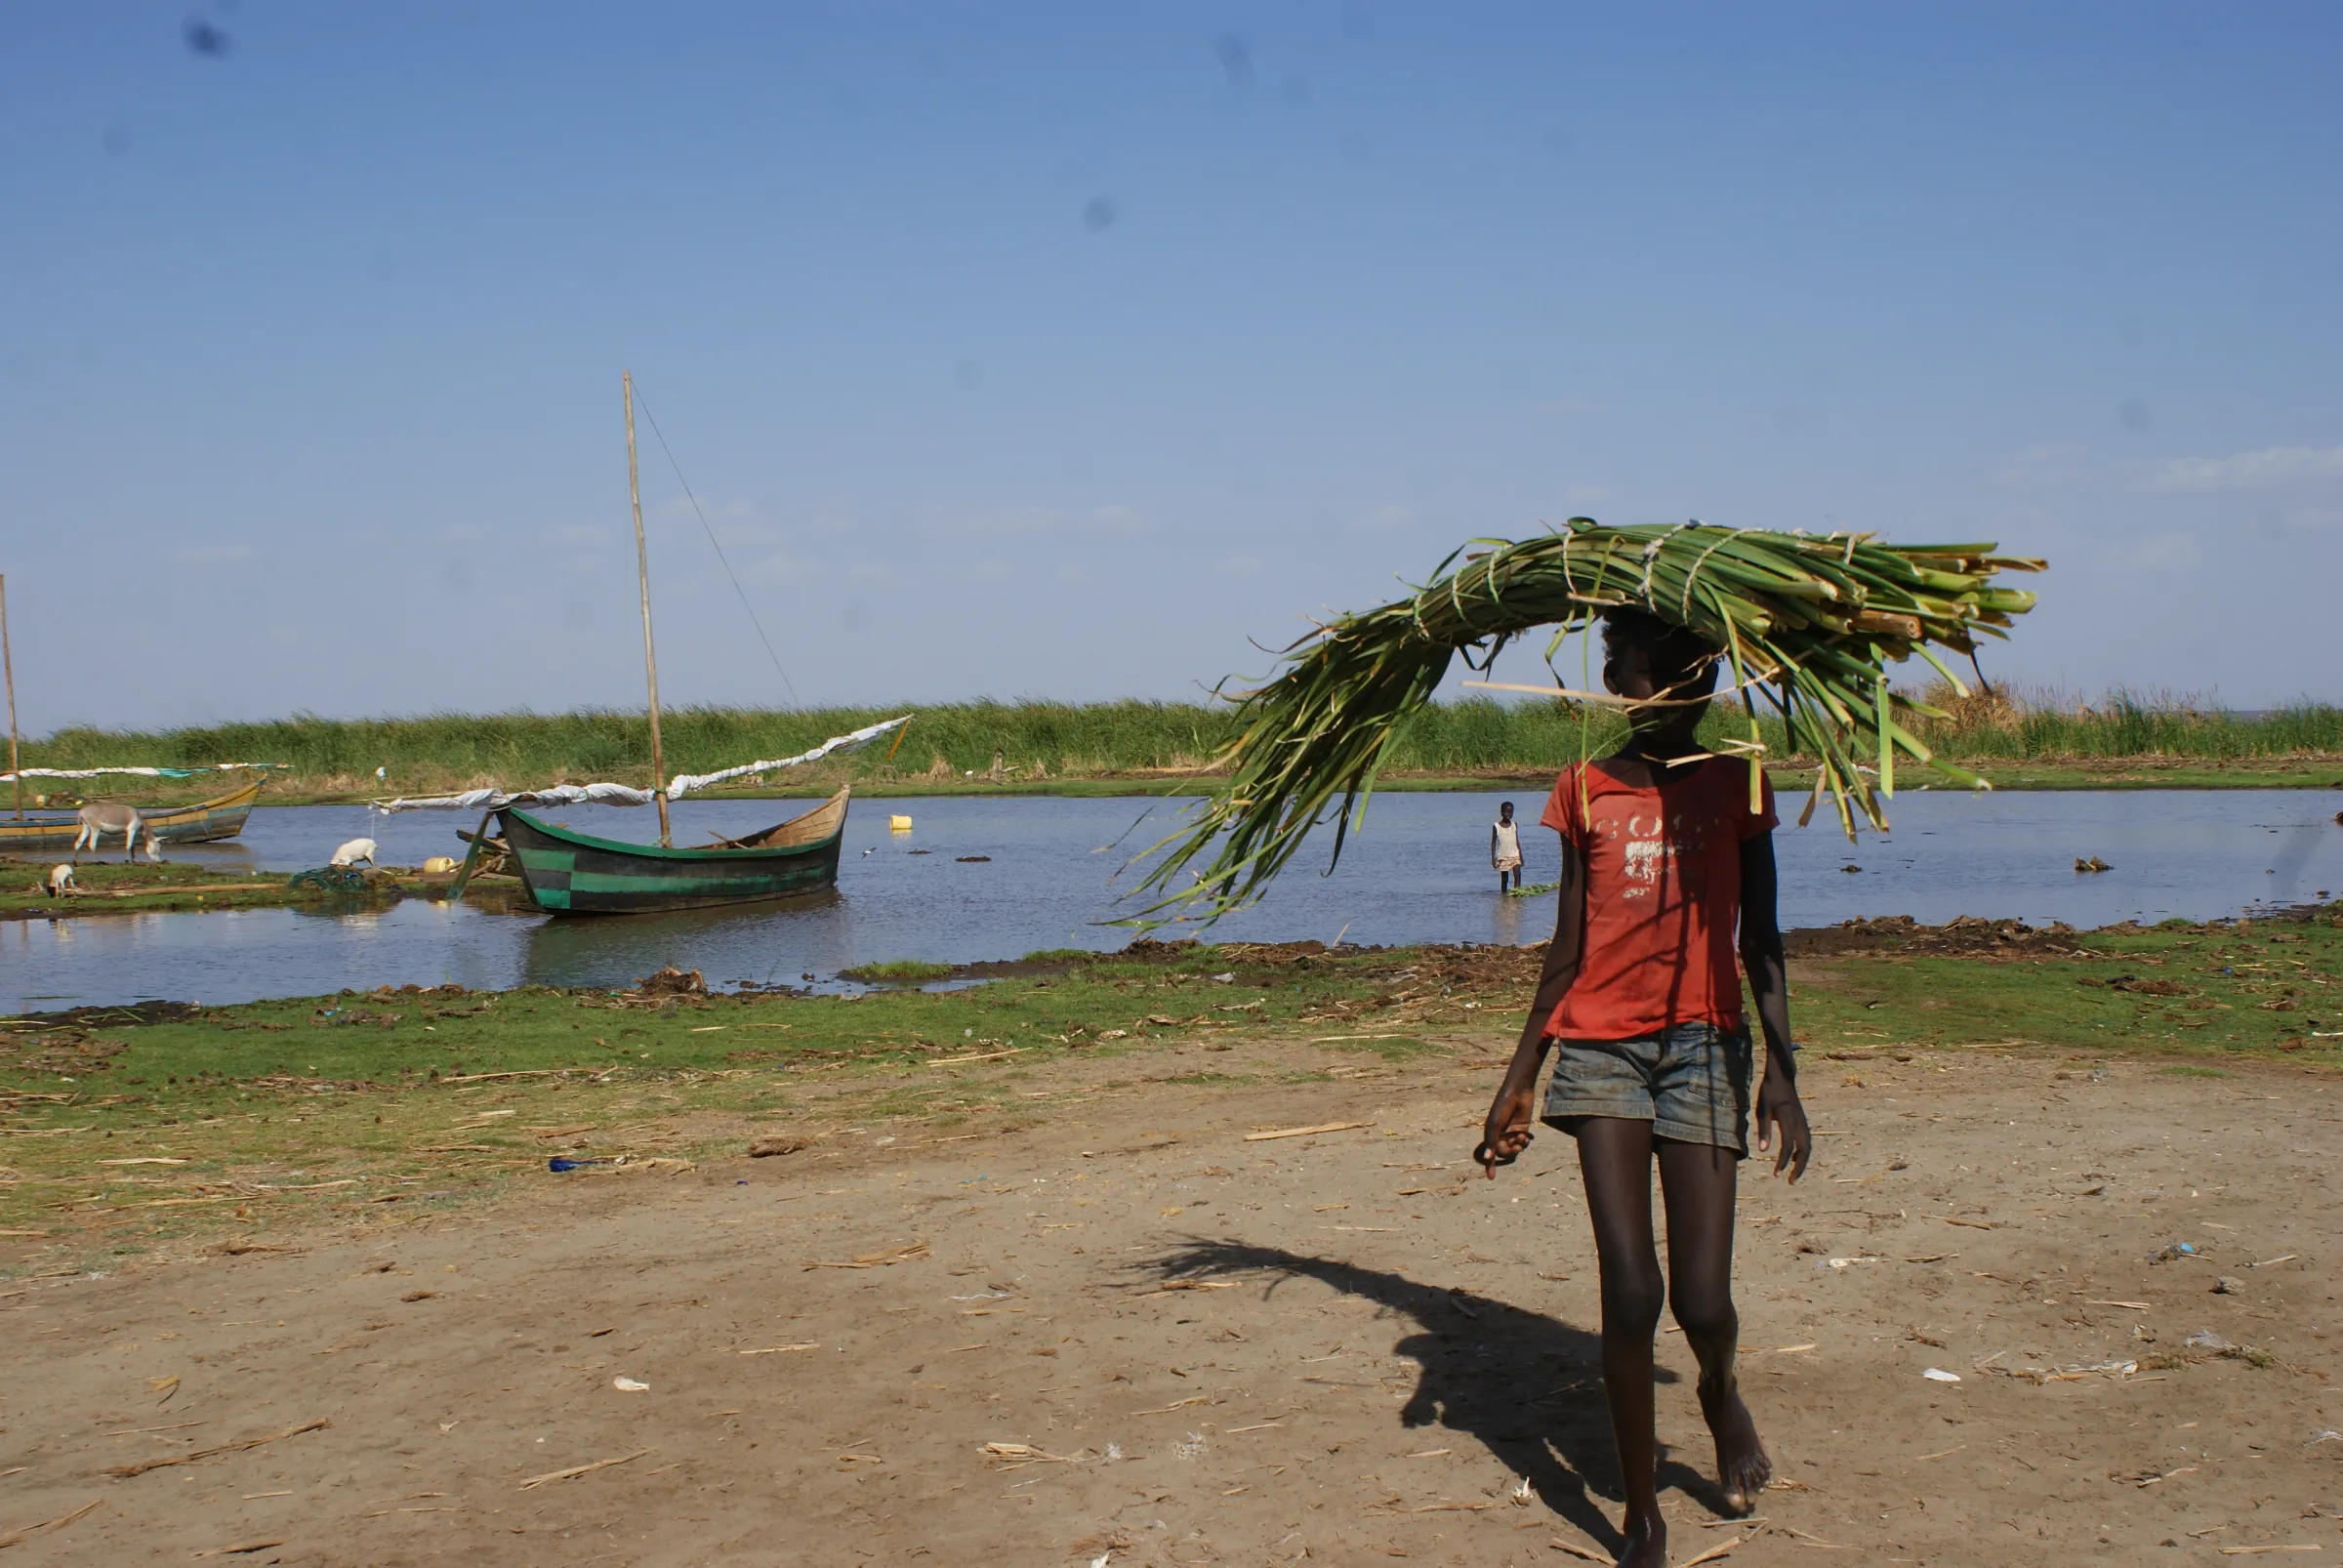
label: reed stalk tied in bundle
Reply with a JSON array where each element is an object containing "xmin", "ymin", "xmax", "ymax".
[{"xmin": 1134, "ymin": 517, "xmax": 2044, "ymax": 925}]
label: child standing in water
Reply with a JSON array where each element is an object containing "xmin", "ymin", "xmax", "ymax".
[
  {"xmin": 1491, "ymin": 800, "xmax": 1524, "ymax": 892},
  {"xmin": 1479, "ymin": 609, "xmax": 1812, "ymax": 1568}
]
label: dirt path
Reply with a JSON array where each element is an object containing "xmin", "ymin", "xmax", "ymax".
[{"xmin": 2, "ymin": 1034, "xmax": 2337, "ymax": 1565}]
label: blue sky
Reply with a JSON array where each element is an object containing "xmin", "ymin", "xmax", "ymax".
[{"xmin": 4, "ymin": 3, "xmax": 2339, "ymax": 733}]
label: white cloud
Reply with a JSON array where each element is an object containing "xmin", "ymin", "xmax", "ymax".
[
  {"xmin": 742, "ymin": 551, "xmax": 818, "ymax": 587},
  {"xmin": 1987, "ymin": 443, "xmax": 2094, "ymax": 491},
  {"xmin": 808, "ymin": 497, "xmax": 861, "ymax": 536},
  {"xmin": 1350, "ymin": 504, "xmax": 1415, "ymax": 531},
  {"xmin": 536, "ymin": 522, "xmax": 611, "ymax": 575},
  {"xmin": 912, "ymin": 503, "xmax": 1149, "ymax": 538},
  {"xmin": 2151, "ymin": 444, "xmax": 2343, "ymax": 493},
  {"xmin": 171, "ymin": 542, "xmax": 253, "ymax": 566},
  {"xmin": 655, "ymin": 495, "xmax": 790, "ymax": 549},
  {"xmin": 2122, "ymin": 530, "xmax": 2199, "ymax": 572}
]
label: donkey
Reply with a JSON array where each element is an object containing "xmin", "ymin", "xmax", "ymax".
[{"xmin": 72, "ymin": 802, "xmax": 145, "ymax": 855}]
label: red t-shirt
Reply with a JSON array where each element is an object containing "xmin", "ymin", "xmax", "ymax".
[{"xmin": 1539, "ymin": 757, "xmax": 1778, "ymax": 1040}]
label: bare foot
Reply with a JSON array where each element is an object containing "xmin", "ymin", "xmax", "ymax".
[
  {"xmin": 1614, "ymin": 1513, "xmax": 1666, "ymax": 1568},
  {"xmin": 1701, "ymin": 1381, "xmax": 1773, "ymax": 1511}
]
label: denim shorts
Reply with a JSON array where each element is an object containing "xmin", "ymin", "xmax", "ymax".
[{"xmin": 1541, "ymin": 1021, "xmax": 1754, "ymax": 1155}]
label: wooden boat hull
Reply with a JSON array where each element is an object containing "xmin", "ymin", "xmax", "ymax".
[
  {"xmin": 496, "ymin": 788, "xmax": 850, "ymax": 915},
  {"xmin": 0, "ymin": 779, "xmax": 264, "ymax": 853}
]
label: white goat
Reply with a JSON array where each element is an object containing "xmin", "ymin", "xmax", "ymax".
[
  {"xmin": 45, "ymin": 864, "xmax": 75, "ymax": 897},
  {"xmin": 72, "ymin": 802, "xmax": 144, "ymax": 855},
  {"xmin": 329, "ymin": 837, "xmax": 379, "ymax": 868}
]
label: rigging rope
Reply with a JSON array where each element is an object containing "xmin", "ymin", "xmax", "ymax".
[{"xmin": 629, "ymin": 382, "xmax": 802, "ymax": 707}]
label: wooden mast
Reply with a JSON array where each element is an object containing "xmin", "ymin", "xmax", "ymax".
[
  {"xmin": 624, "ymin": 371, "xmax": 672, "ymax": 848},
  {"xmin": 0, "ymin": 574, "xmax": 20, "ymax": 817}
]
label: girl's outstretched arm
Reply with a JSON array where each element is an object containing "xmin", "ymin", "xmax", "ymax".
[
  {"xmin": 1738, "ymin": 831, "xmax": 1812, "ymax": 1180},
  {"xmin": 1480, "ymin": 840, "xmax": 1584, "ymax": 1176}
]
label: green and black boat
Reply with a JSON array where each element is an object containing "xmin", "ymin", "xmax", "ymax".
[
  {"xmin": 429, "ymin": 373, "xmax": 904, "ymax": 917},
  {"xmin": 492, "ymin": 787, "xmax": 849, "ymax": 915}
]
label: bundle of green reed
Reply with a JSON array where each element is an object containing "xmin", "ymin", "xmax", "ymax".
[{"xmin": 1133, "ymin": 518, "xmax": 2043, "ymax": 925}]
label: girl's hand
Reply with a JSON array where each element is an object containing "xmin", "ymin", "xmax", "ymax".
[
  {"xmin": 1479, "ymin": 1077, "xmax": 1538, "ymax": 1177},
  {"xmin": 1755, "ymin": 1074, "xmax": 1811, "ymax": 1181}
]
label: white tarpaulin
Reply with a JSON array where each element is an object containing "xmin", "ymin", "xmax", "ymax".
[
  {"xmin": 367, "ymin": 781, "xmax": 659, "ymax": 814},
  {"xmin": 0, "ymin": 763, "xmax": 282, "ymax": 782},
  {"xmin": 368, "ymin": 716, "xmax": 912, "ymax": 814},
  {"xmin": 666, "ymin": 716, "xmax": 911, "ymax": 799}
]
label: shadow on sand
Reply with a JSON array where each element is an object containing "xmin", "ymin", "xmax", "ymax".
[{"xmin": 1151, "ymin": 1239, "xmax": 1737, "ymax": 1555}]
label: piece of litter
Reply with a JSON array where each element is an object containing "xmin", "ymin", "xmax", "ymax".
[
  {"xmin": 1244, "ymin": 1121, "xmax": 1372, "ymax": 1141},
  {"xmin": 1922, "ymin": 1367, "xmax": 1961, "ymax": 1382},
  {"xmin": 516, "ymin": 1448, "xmax": 650, "ymax": 1490},
  {"xmin": 1680, "ymin": 1537, "xmax": 1747, "ymax": 1567},
  {"xmin": 2186, "ymin": 1330, "xmax": 2235, "ymax": 1351},
  {"xmin": 803, "ymin": 1242, "xmax": 930, "ymax": 1270},
  {"xmin": 612, "ymin": 1377, "xmax": 649, "ymax": 1392},
  {"xmin": 0, "ymin": 1498, "xmax": 102, "ymax": 1550},
  {"xmin": 980, "ymin": 1441, "xmax": 1082, "ymax": 1465},
  {"xmin": 102, "ymin": 1419, "xmax": 329, "ymax": 1479}
]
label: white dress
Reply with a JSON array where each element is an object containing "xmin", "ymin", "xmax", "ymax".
[{"xmin": 1492, "ymin": 818, "xmax": 1522, "ymax": 871}]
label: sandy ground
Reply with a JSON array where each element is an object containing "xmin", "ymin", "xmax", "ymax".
[{"xmin": 3, "ymin": 1033, "xmax": 2339, "ymax": 1567}]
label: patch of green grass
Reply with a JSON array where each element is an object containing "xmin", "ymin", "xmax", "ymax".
[
  {"xmin": 838, "ymin": 959, "xmax": 955, "ymax": 983},
  {"xmin": 1311, "ymin": 1033, "xmax": 1437, "ymax": 1059},
  {"xmin": 1, "ymin": 856, "xmax": 400, "ymax": 919},
  {"xmin": 1787, "ymin": 909, "xmax": 2343, "ymax": 1063},
  {"xmin": 2158, "ymin": 1065, "xmax": 2231, "ymax": 1078},
  {"xmin": 1018, "ymin": 947, "xmax": 1093, "ymax": 964},
  {"xmin": 4, "ymin": 911, "xmax": 2334, "ymax": 1273}
]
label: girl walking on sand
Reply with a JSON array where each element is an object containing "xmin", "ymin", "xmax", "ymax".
[{"xmin": 1479, "ymin": 609, "xmax": 1812, "ymax": 1568}]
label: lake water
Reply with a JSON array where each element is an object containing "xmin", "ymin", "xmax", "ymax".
[{"xmin": 5, "ymin": 790, "xmax": 2339, "ymax": 1014}]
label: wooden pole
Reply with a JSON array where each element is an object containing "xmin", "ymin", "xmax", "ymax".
[
  {"xmin": 0, "ymin": 574, "xmax": 21, "ymax": 817},
  {"xmin": 624, "ymin": 372, "xmax": 672, "ymax": 847}
]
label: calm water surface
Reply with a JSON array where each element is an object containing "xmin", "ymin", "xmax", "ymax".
[{"xmin": 5, "ymin": 790, "xmax": 2338, "ymax": 1013}]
